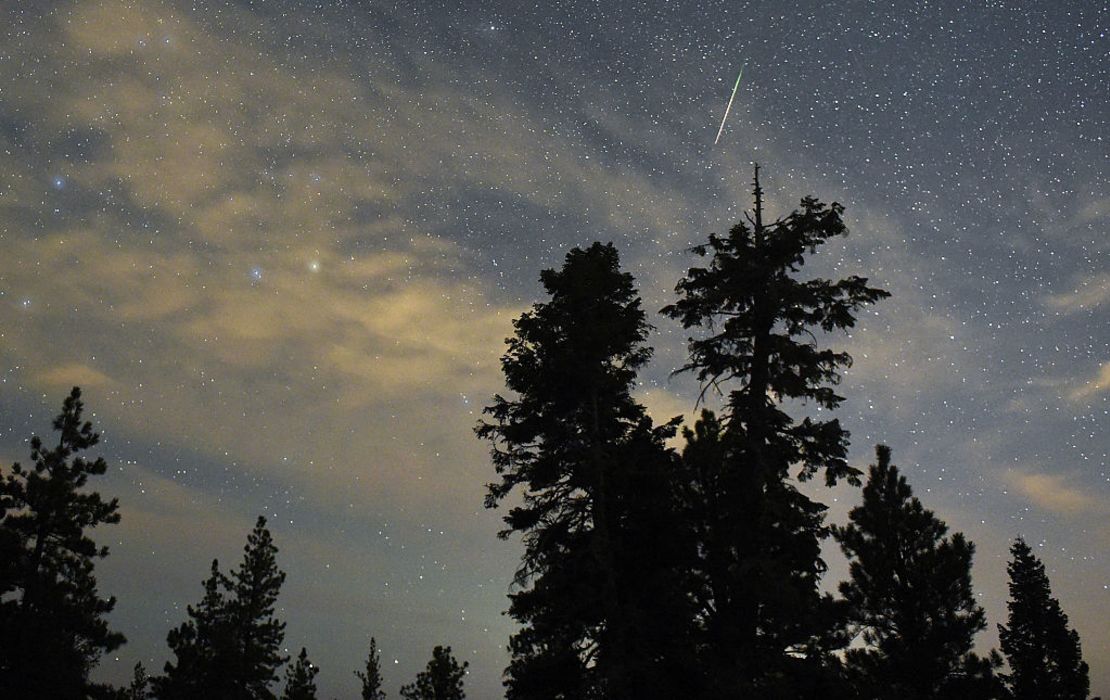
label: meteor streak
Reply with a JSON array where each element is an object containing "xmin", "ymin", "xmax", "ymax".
[{"xmin": 713, "ymin": 64, "xmax": 745, "ymax": 145}]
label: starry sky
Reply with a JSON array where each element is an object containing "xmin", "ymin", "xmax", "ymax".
[{"xmin": 1, "ymin": 0, "xmax": 1107, "ymax": 697}]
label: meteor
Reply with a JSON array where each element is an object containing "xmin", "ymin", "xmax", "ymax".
[{"xmin": 713, "ymin": 64, "xmax": 745, "ymax": 145}]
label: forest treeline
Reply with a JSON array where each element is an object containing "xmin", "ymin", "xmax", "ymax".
[
  {"xmin": 0, "ymin": 168, "xmax": 1094, "ymax": 699},
  {"xmin": 0, "ymin": 386, "xmax": 467, "ymax": 700}
]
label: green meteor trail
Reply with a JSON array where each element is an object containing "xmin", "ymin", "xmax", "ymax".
[{"xmin": 714, "ymin": 64, "xmax": 745, "ymax": 145}]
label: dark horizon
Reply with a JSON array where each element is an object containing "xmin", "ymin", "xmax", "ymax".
[{"xmin": 1, "ymin": 1, "xmax": 1106, "ymax": 697}]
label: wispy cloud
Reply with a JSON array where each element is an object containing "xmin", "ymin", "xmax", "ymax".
[
  {"xmin": 36, "ymin": 363, "xmax": 115, "ymax": 390},
  {"xmin": 1043, "ymin": 272, "xmax": 1110, "ymax": 314},
  {"xmin": 1006, "ymin": 470, "xmax": 1103, "ymax": 516},
  {"xmin": 1069, "ymin": 362, "xmax": 1110, "ymax": 402},
  {"xmin": 0, "ymin": 0, "xmax": 538, "ymax": 516}
]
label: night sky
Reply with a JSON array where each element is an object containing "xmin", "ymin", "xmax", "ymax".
[{"xmin": 1, "ymin": 1, "xmax": 1107, "ymax": 697}]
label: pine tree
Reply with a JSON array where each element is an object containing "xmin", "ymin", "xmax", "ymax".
[
  {"xmin": 281, "ymin": 648, "xmax": 319, "ymax": 700},
  {"xmin": 126, "ymin": 662, "xmax": 150, "ymax": 699},
  {"xmin": 228, "ymin": 516, "xmax": 289, "ymax": 696},
  {"xmin": 156, "ymin": 560, "xmax": 235, "ymax": 697},
  {"xmin": 835, "ymin": 445, "xmax": 999, "ymax": 700},
  {"xmin": 356, "ymin": 637, "xmax": 387, "ymax": 700},
  {"xmin": 399, "ymin": 646, "xmax": 467, "ymax": 700},
  {"xmin": 479, "ymin": 243, "xmax": 693, "ymax": 698},
  {"xmin": 674, "ymin": 409, "xmax": 727, "ymax": 670},
  {"xmin": 663, "ymin": 167, "xmax": 888, "ymax": 696},
  {"xmin": 999, "ymin": 538, "xmax": 1089, "ymax": 700},
  {"xmin": 156, "ymin": 517, "xmax": 287, "ymax": 699},
  {"xmin": 0, "ymin": 387, "xmax": 126, "ymax": 698},
  {"xmin": 601, "ymin": 418, "xmax": 701, "ymax": 699}
]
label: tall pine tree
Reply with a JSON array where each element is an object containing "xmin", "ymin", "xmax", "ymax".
[
  {"xmin": 834, "ymin": 445, "xmax": 999, "ymax": 700},
  {"xmin": 0, "ymin": 387, "xmax": 125, "ymax": 698},
  {"xmin": 156, "ymin": 560, "xmax": 235, "ymax": 697},
  {"xmin": 356, "ymin": 637, "xmax": 387, "ymax": 700},
  {"xmin": 399, "ymin": 645, "xmax": 467, "ymax": 700},
  {"xmin": 663, "ymin": 167, "xmax": 888, "ymax": 696},
  {"xmin": 126, "ymin": 662, "xmax": 151, "ymax": 699},
  {"xmin": 156, "ymin": 516, "xmax": 287, "ymax": 699},
  {"xmin": 281, "ymin": 648, "xmax": 319, "ymax": 700},
  {"xmin": 228, "ymin": 516, "xmax": 288, "ymax": 695},
  {"xmin": 999, "ymin": 538, "xmax": 1089, "ymax": 700},
  {"xmin": 479, "ymin": 242, "xmax": 693, "ymax": 699}
]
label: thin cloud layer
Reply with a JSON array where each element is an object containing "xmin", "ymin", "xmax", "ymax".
[
  {"xmin": 1007, "ymin": 471, "xmax": 1102, "ymax": 517},
  {"xmin": 1070, "ymin": 363, "xmax": 1110, "ymax": 402},
  {"xmin": 1, "ymin": 0, "xmax": 531, "ymax": 515}
]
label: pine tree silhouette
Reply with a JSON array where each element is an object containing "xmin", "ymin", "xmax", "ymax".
[
  {"xmin": 157, "ymin": 560, "xmax": 235, "ymax": 697},
  {"xmin": 399, "ymin": 645, "xmax": 467, "ymax": 700},
  {"xmin": 0, "ymin": 387, "xmax": 125, "ymax": 698},
  {"xmin": 999, "ymin": 538, "xmax": 1090, "ymax": 700},
  {"xmin": 281, "ymin": 648, "xmax": 319, "ymax": 700},
  {"xmin": 835, "ymin": 445, "xmax": 1000, "ymax": 700},
  {"xmin": 229, "ymin": 516, "xmax": 289, "ymax": 695},
  {"xmin": 126, "ymin": 662, "xmax": 151, "ymax": 699},
  {"xmin": 664, "ymin": 166, "xmax": 888, "ymax": 697},
  {"xmin": 156, "ymin": 516, "xmax": 287, "ymax": 699},
  {"xmin": 479, "ymin": 243, "xmax": 693, "ymax": 698},
  {"xmin": 356, "ymin": 637, "xmax": 387, "ymax": 700}
]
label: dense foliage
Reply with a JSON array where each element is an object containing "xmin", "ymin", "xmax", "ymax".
[
  {"xmin": 661, "ymin": 167, "xmax": 888, "ymax": 697},
  {"xmin": 282, "ymin": 648, "xmax": 320, "ymax": 700},
  {"xmin": 156, "ymin": 517, "xmax": 288, "ymax": 699},
  {"xmin": 478, "ymin": 242, "xmax": 694, "ymax": 698},
  {"xmin": 0, "ymin": 387, "xmax": 124, "ymax": 699},
  {"xmin": 835, "ymin": 445, "xmax": 1001, "ymax": 699},
  {"xmin": 399, "ymin": 646, "xmax": 468, "ymax": 700},
  {"xmin": 999, "ymin": 538, "xmax": 1090, "ymax": 700}
]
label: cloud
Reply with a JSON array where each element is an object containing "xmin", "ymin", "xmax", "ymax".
[
  {"xmin": 1007, "ymin": 471, "xmax": 1102, "ymax": 516},
  {"xmin": 638, "ymin": 386, "xmax": 696, "ymax": 426},
  {"xmin": 635, "ymin": 385, "xmax": 701, "ymax": 448},
  {"xmin": 1074, "ymin": 195, "xmax": 1110, "ymax": 230},
  {"xmin": 0, "ymin": 0, "xmax": 532, "ymax": 519},
  {"xmin": 3, "ymin": 0, "xmax": 783, "ymax": 527},
  {"xmin": 1043, "ymin": 272, "xmax": 1110, "ymax": 314},
  {"xmin": 36, "ymin": 363, "xmax": 115, "ymax": 389},
  {"xmin": 1069, "ymin": 362, "xmax": 1110, "ymax": 402}
]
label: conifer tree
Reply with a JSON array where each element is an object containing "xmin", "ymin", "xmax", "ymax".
[
  {"xmin": 399, "ymin": 646, "xmax": 467, "ymax": 700},
  {"xmin": 126, "ymin": 662, "xmax": 151, "ymax": 699},
  {"xmin": 664, "ymin": 167, "xmax": 887, "ymax": 696},
  {"xmin": 835, "ymin": 445, "xmax": 999, "ymax": 700},
  {"xmin": 479, "ymin": 243, "xmax": 693, "ymax": 698},
  {"xmin": 0, "ymin": 387, "xmax": 125, "ymax": 698},
  {"xmin": 999, "ymin": 538, "xmax": 1089, "ymax": 700},
  {"xmin": 601, "ymin": 418, "xmax": 701, "ymax": 699},
  {"xmin": 156, "ymin": 560, "xmax": 235, "ymax": 697},
  {"xmin": 229, "ymin": 516, "xmax": 289, "ymax": 695},
  {"xmin": 356, "ymin": 637, "xmax": 387, "ymax": 700},
  {"xmin": 156, "ymin": 516, "xmax": 287, "ymax": 699},
  {"xmin": 281, "ymin": 648, "xmax": 319, "ymax": 700}
]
